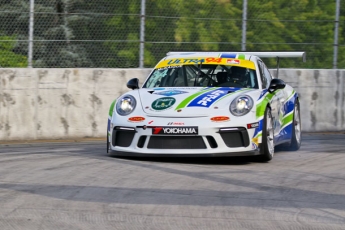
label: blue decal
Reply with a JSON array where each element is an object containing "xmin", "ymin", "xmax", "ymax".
[
  {"xmin": 276, "ymin": 123, "xmax": 293, "ymax": 143},
  {"xmin": 284, "ymin": 93, "xmax": 297, "ymax": 114},
  {"xmin": 187, "ymin": 88, "xmax": 229, "ymax": 108},
  {"xmin": 253, "ymin": 119, "xmax": 264, "ymax": 137},
  {"xmin": 258, "ymin": 89, "xmax": 269, "ymax": 100},
  {"xmin": 153, "ymin": 88, "xmax": 165, "ymax": 90},
  {"xmin": 107, "ymin": 119, "xmax": 111, "ymax": 132},
  {"xmin": 154, "ymin": 90, "xmax": 188, "ymax": 96},
  {"xmin": 220, "ymin": 54, "xmax": 237, "ymax": 58},
  {"xmin": 278, "ymin": 93, "xmax": 297, "ymax": 142}
]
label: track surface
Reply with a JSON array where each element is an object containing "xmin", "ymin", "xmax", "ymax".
[{"xmin": 0, "ymin": 133, "xmax": 345, "ymax": 230}]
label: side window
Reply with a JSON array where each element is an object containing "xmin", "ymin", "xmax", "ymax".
[
  {"xmin": 257, "ymin": 60, "xmax": 267, "ymax": 88},
  {"xmin": 144, "ymin": 69, "xmax": 168, "ymax": 88},
  {"xmin": 172, "ymin": 68, "xmax": 186, "ymax": 86},
  {"xmin": 185, "ymin": 66, "xmax": 199, "ymax": 86},
  {"xmin": 258, "ymin": 60, "xmax": 272, "ymax": 89},
  {"xmin": 262, "ymin": 64, "xmax": 272, "ymax": 87}
]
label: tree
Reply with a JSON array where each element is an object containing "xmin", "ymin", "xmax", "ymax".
[{"xmin": 0, "ymin": 35, "xmax": 27, "ymax": 67}]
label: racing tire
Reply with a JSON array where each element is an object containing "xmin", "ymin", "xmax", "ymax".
[
  {"xmin": 285, "ymin": 100, "xmax": 301, "ymax": 151},
  {"xmin": 257, "ymin": 107, "xmax": 274, "ymax": 162}
]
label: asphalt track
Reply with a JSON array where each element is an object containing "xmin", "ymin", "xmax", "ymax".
[{"xmin": 0, "ymin": 133, "xmax": 345, "ymax": 230}]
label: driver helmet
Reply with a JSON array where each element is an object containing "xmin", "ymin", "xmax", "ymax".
[{"xmin": 230, "ymin": 66, "xmax": 248, "ymax": 84}]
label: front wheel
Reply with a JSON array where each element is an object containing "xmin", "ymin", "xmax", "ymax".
[{"xmin": 257, "ymin": 107, "xmax": 274, "ymax": 162}]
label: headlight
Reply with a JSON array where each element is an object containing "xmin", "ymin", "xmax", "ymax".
[
  {"xmin": 116, "ymin": 95, "xmax": 137, "ymax": 116},
  {"xmin": 230, "ymin": 95, "xmax": 254, "ymax": 116}
]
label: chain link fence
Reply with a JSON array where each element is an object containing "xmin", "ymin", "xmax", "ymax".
[{"xmin": 0, "ymin": 0, "xmax": 344, "ymax": 68}]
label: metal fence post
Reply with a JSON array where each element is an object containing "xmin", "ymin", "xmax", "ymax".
[
  {"xmin": 333, "ymin": 0, "xmax": 340, "ymax": 69},
  {"xmin": 28, "ymin": 0, "xmax": 34, "ymax": 68},
  {"xmin": 241, "ymin": 0, "xmax": 247, "ymax": 51},
  {"xmin": 139, "ymin": 0, "xmax": 146, "ymax": 68}
]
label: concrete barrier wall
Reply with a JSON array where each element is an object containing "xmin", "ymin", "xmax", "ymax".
[
  {"xmin": 0, "ymin": 68, "xmax": 344, "ymax": 141},
  {"xmin": 274, "ymin": 69, "xmax": 344, "ymax": 133}
]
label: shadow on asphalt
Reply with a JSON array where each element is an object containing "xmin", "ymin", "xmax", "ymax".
[
  {"xmin": 107, "ymin": 145, "xmax": 293, "ymax": 165},
  {"xmin": 111, "ymin": 155, "xmax": 255, "ymax": 165}
]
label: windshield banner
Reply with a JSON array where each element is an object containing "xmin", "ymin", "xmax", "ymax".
[{"xmin": 155, "ymin": 57, "xmax": 256, "ymax": 69}]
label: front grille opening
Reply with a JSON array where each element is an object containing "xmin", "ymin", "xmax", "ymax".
[
  {"xmin": 112, "ymin": 129, "xmax": 135, "ymax": 147},
  {"xmin": 137, "ymin": 135, "xmax": 147, "ymax": 148},
  {"xmin": 147, "ymin": 136, "xmax": 206, "ymax": 149},
  {"xmin": 206, "ymin": 136, "xmax": 218, "ymax": 148},
  {"xmin": 219, "ymin": 127, "xmax": 249, "ymax": 148}
]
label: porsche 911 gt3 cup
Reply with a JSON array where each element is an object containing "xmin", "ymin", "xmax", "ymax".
[{"xmin": 107, "ymin": 51, "xmax": 305, "ymax": 161}]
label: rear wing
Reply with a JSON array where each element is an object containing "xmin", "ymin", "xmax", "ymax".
[
  {"xmin": 166, "ymin": 51, "xmax": 306, "ymax": 61},
  {"xmin": 166, "ymin": 51, "xmax": 306, "ymax": 78}
]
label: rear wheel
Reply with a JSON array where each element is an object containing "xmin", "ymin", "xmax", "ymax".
[
  {"xmin": 257, "ymin": 107, "xmax": 274, "ymax": 162},
  {"xmin": 285, "ymin": 100, "xmax": 301, "ymax": 151}
]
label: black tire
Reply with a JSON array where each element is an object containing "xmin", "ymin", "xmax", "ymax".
[
  {"xmin": 285, "ymin": 100, "xmax": 301, "ymax": 151},
  {"xmin": 257, "ymin": 107, "xmax": 275, "ymax": 162}
]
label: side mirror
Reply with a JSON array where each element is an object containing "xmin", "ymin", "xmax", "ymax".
[
  {"xmin": 127, "ymin": 78, "xmax": 139, "ymax": 90},
  {"xmin": 268, "ymin": 78, "xmax": 285, "ymax": 93}
]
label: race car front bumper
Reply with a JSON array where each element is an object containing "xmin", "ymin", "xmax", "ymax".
[{"xmin": 108, "ymin": 124, "xmax": 261, "ymax": 156}]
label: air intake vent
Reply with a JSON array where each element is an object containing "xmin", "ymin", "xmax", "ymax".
[
  {"xmin": 219, "ymin": 127, "xmax": 249, "ymax": 147},
  {"xmin": 147, "ymin": 136, "xmax": 206, "ymax": 149},
  {"xmin": 112, "ymin": 128, "xmax": 136, "ymax": 147}
]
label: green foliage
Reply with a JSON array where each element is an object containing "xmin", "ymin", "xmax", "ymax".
[
  {"xmin": 0, "ymin": 0, "xmax": 344, "ymax": 68},
  {"xmin": 0, "ymin": 35, "xmax": 27, "ymax": 67}
]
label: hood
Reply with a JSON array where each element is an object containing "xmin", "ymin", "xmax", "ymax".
[{"xmin": 138, "ymin": 87, "xmax": 259, "ymax": 117}]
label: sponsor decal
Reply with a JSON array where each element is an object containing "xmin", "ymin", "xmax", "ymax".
[
  {"xmin": 247, "ymin": 122, "xmax": 259, "ymax": 129},
  {"xmin": 151, "ymin": 97, "xmax": 176, "ymax": 111},
  {"xmin": 211, "ymin": 116, "xmax": 230, "ymax": 122},
  {"xmin": 188, "ymin": 89, "xmax": 227, "ymax": 107},
  {"xmin": 175, "ymin": 87, "xmax": 250, "ymax": 110},
  {"xmin": 227, "ymin": 59, "xmax": 240, "ymax": 64},
  {"xmin": 157, "ymin": 65, "xmax": 182, "ymax": 70},
  {"xmin": 154, "ymin": 90, "xmax": 188, "ymax": 96},
  {"xmin": 152, "ymin": 126, "xmax": 198, "ymax": 135},
  {"xmin": 167, "ymin": 58, "xmax": 204, "ymax": 65},
  {"xmin": 148, "ymin": 120, "xmax": 154, "ymax": 124},
  {"xmin": 156, "ymin": 57, "xmax": 256, "ymax": 70},
  {"xmin": 252, "ymin": 143, "xmax": 258, "ymax": 150},
  {"xmin": 128, "ymin": 116, "xmax": 145, "ymax": 122},
  {"xmin": 167, "ymin": 122, "xmax": 185, "ymax": 125},
  {"xmin": 166, "ymin": 57, "xmax": 224, "ymax": 65},
  {"xmin": 205, "ymin": 57, "xmax": 222, "ymax": 63}
]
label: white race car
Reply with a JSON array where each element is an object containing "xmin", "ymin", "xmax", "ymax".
[{"xmin": 107, "ymin": 51, "xmax": 305, "ymax": 161}]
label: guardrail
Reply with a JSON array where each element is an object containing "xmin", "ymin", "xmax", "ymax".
[{"xmin": 0, "ymin": 68, "xmax": 343, "ymax": 141}]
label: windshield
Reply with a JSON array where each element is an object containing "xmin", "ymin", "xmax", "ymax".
[{"xmin": 143, "ymin": 64, "xmax": 258, "ymax": 88}]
